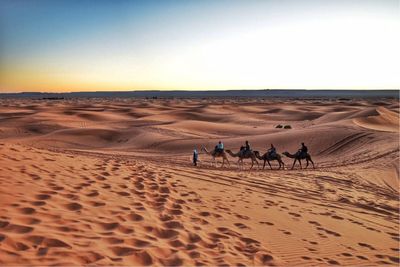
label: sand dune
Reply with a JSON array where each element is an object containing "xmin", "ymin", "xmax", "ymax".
[
  {"xmin": 0, "ymin": 97, "xmax": 398, "ymax": 266},
  {"xmin": 354, "ymin": 107, "xmax": 399, "ymax": 133}
]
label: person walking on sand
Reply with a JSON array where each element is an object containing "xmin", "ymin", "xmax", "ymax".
[{"xmin": 193, "ymin": 148, "xmax": 199, "ymax": 166}]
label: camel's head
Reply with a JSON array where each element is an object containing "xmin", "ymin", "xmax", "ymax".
[
  {"xmin": 253, "ymin": 150, "xmax": 260, "ymax": 156},
  {"xmin": 225, "ymin": 149, "xmax": 231, "ymax": 153},
  {"xmin": 282, "ymin": 151, "xmax": 289, "ymax": 157}
]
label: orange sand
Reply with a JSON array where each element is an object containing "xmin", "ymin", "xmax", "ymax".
[{"xmin": 0, "ymin": 98, "xmax": 399, "ymax": 266}]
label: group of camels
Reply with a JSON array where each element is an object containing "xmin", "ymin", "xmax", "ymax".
[{"xmin": 201, "ymin": 146, "xmax": 315, "ymax": 170}]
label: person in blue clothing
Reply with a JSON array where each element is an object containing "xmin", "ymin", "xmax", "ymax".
[
  {"xmin": 267, "ymin": 144, "xmax": 277, "ymax": 158},
  {"xmin": 215, "ymin": 141, "xmax": 224, "ymax": 154},
  {"xmin": 298, "ymin": 142, "xmax": 308, "ymax": 158}
]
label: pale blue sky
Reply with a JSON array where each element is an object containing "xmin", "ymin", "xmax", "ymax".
[{"xmin": 0, "ymin": 0, "xmax": 398, "ymax": 92}]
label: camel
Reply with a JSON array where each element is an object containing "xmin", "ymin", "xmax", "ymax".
[
  {"xmin": 254, "ymin": 151, "xmax": 285, "ymax": 170},
  {"xmin": 226, "ymin": 149, "xmax": 259, "ymax": 170},
  {"xmin": 201, "ymin": 147, "xmax": 230, "ymax": 168},
  {"xmin": 282, "ymin": 151, "xmax": 315, "ymax": 169}
]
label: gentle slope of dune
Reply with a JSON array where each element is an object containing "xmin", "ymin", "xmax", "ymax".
[
  {"xmin": 353, "ymin": 107, "xmax": 399, "ymax": 132},
  {"xmin": 0, "ymin": 98, "xmax": 398, "ymax": 266}
]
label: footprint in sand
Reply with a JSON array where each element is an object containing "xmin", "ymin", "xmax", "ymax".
[
  {"xmin": 130, "ymin": 251, "xmax": 153, "ymax": 266},
  {"xmin": 235, "ymin": 214, "xmax": 250, "ymax": 220},
  {"xmin": 3, "ymin": 223, "xmax": 34, "ymax": 234},
  {"xmin": 160, "ymin": 256, "xmax": 183, "ymax": 266},
  {"xmin": 254, "ymin": 252, "xmax": 274, "ymax": 265},
  {"xmin": 104, "ymin": 237, "xmax": 124, "ymax": 244},
  {"xmin": 110, "ymin": 246, "xmax": 135, "ymax": 256},
  {"xmin": 358, "ymin": 242, "xmax": 376, "ymax": 250},
  {"xmin": 234, "ymin": 223, "xmax": 249, "ymax": 229},
  {"xmin": 259, "ymin": 221, "xmax": 274, "ymax": 226},
  {"xmin": 128, "ymin": 238, "xmax": 151, "ymax": 248},
  {"xmin": 159, "ymin": 213, "xmax": 173, "ymax": 222},
  {"xmin": 127, "ymin": 212, "xmax": 144, "ymax": 222},
  {"xmin": 387, "ymin": 232, "xmax": 400, "ymax": 241},
  {"xmin": 365, "ymin": 226, "xmax": 381, "ymax": 233},
  {"xmin": 161, "ymin": 234, "xmax": 184, "ymax": 247},
  {"xmin": 30, "ymin": 201, "xmax": 46, "ymax": 206},
  {"xmin": 117, "ymin": 191, "xmax": 130, "ymax": 196},
  {"xmin": 288, "ymin": 212, "xmax": 302, "ymax": 220},
  {"xmin": 308, "ymin": 220, "xmax": 321, "ymax": 226},
  {"xmin": 18, "ymin": 207, "xmax": 36, "ymax": 215},
  {"xmin": 199, "ymin": 211, "xmax": 211, "ymax": 217},
  {"xmin": 98, "ymin": 222, "xmax": 120, "ymax": 231},
  {"xmin": 326, "ymin": 259, "xmax": 340, "ymax": 265},
  {"xmin": 86, "ymin": 190, "xmax": 99, "ymax": 197},
  {"xmin": 65, "ymin": 202, "xmax": 83, "ymax": 211},
  {"xmin": 163, "ymin": 220, "xmax": 183, "ymax": 229},
  {"xmin": 186, "ymin": 232, "xmax": 202, "ymax": 243},
  {"xmin": 89, "ymin": 201, "xmax": 106, "ymax": 207},
  {"xmin": 153, "ymin": 227, "xmax": 179, "ymax": 239},
  {"xmin": 35, "ymin": 194, "xmax": 51, "ymax": 200},
  {"xmin": 19, "ymin": 217, "xmax": 41, "ymax": 225}
]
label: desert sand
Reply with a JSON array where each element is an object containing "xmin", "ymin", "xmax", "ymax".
[{"xmin": 0, "ymin": 97, "xmax": 399, "ymax": 266}]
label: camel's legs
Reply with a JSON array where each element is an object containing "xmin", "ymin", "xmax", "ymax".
[
  {"xmin": 299, "ymin": 159, "xmax": 302, "ymax": 169},
  {"xmin": 250, "ymin": 160, "xmax": 257, "ymax": 170},
  {"xmin": 307, "ymin": 156, "xmax": 315, "ymax": 169},
  {"xmin": 305, "ymin": 160, "xmax": 309, "ymax": 169},
  {"xmin": 291, "ymin": 159, "xmax": 297, "ymax": 170},
  {"xmin": 222, "ymin": 157, "xmax": 229, "ymax": 168},
  {"xmin": 267, "ymin": 160, "xmax": 272, "ymax": 170},
  {"xmin": 225, "ymin": 157, "xmax": 230, "ymax": 167},
  {"xmin": 309, "ymin": 158, "xmax": 315, "ymax": 169},
  {"xmin": 263, "ymin": 160, "xmax": 266, "ymax": 170}
]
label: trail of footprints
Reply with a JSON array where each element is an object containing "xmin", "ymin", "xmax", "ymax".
[
  {"xmin": 1, "ymin": 145, "xmax": 399, "ymax": 265},
  {"xmin": 0, "ymin": 152, "xmax": 275, "ymax": 266}
]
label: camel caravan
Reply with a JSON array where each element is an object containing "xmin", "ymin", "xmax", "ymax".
[{"xmin": 196, "ymin": 140, "xmax": 315, "ymax": 170}]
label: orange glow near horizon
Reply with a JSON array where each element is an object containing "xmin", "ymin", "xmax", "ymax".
[{"xmin": 1, "ymin": 1, "xmax": 399, "ymax": 93}]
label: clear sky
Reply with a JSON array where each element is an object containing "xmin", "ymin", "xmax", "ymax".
[{"xmin": 0, "ymin": 0, "xmax": 399, "ymax": 92}]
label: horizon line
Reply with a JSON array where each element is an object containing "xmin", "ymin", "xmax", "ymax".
[{"xmin": 1, "ymin": 88, "xmax": 399, "ymax": 94}]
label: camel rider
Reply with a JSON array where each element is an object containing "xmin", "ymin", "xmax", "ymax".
[
  {"xmin": 298, "ymin": 142, "xmax": 308, "ymax": 157},
  {"xmin": 268, "ymin": 144, "xmax": 277, "ymax": 158},
  {"xmin": 244, "ymin": 140, "xmax": 251, "ymax": 152},
  {"xmin": 215, "ymin": 141, "xmax": 224, "ymax": 153}
]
